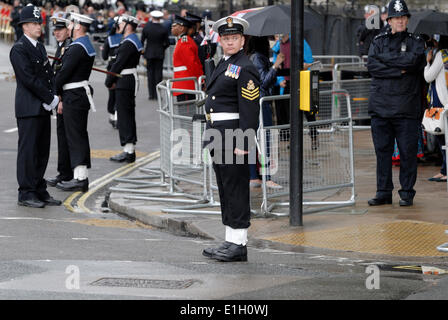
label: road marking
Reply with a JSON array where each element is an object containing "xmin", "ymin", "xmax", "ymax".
[
  {"xmin": 3, "ymin": 127, "xmax": 17, "ymax": 133},
  {"xmin": 64, "ymin": 151, "xmax": 160, "ymax": 214}
]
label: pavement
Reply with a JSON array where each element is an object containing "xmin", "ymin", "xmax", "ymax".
[{"xmin": 109, "ymin": 129, "xmax": 448, "ymax": 265}]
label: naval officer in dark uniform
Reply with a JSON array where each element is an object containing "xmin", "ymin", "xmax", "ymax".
[
  {"xmin": 201, "ymin": 16, "xmax": 260, "ymax": 262},
  {"xmin": 367, "ymin": 0, "xmax": 425, "ymax": 207},
  {"xmin": 46, "ymin": 14, "xmax": 73, "ymax": 188},
  {"xmin": 106, "ymin": 14, "xmax": 143, "ymax": 164},
  {"xmin": 54, "ymin": 12, "xmax": 96, "ymax": 192},
  {"xmin": 102, "ymin": 16, "xmax": 122, "ymax": 129},
  {"xmin": 9, "ymin": 4, "xmax": 61, "ymax": 208}
]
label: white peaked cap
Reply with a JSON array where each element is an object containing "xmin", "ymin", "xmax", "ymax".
[{"xmin": 150, "ymin": 10, "xmax": 163, "ymax": 18}]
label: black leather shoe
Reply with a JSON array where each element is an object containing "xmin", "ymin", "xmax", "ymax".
[
  {"xmin": 110, "ymin": 152, "xmax": 136, "ymax": 163},
  {"xmin": 41, "ymin": 196, "xmax": 62, "ymax": 206},
  {"xmin": 18, "ymin": 198, "xmax": 46, "ymax": 208},
  {"xmin": 56, "ymin": 178, "xmax": 89, "ymax": 192},
  {"xmin": 213, "ymin": 243, "xmax": 248, "ymax": 262},
  {"xmin": 202, "ymin": 241, "xmax": 232, "ymax": 258},
  {"xmin": 399, "ymin": 199, "xmax": 413, "ymax": 206},
  {"xmin": 368, "ymin": 197, "xmax": 392, "ymax": 206},
  {"xmin": 46, "ymin": 176, "xmax": 72, "ymax": 187}
]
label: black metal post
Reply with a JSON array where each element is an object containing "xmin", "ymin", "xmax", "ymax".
[{"xmin": 289, "ymin": 0, "xmax": 304, "ymax": 226}]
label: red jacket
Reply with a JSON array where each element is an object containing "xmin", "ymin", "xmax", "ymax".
[{"xmin": 172, "ymin": 34, "xmax": 203, "ymax": 96}]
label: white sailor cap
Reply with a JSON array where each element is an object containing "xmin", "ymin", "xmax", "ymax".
[
  {"xmin": 212, "ymin": 16, "xmax": 249, "ymax": 36},
  {"xmin": 150, "ymin": 10, "xmax": 163, "ymax": 19},
  {"xmin": 69, "ymin": 12, "xmax": 94, "ymax": 27},
  {"xmin": 51, "ymin": 13, "xmax": 70, "ymax": 29},
  {"xmin": 118, "ymin": 14, "xmax": 141, "ymax": 27}
]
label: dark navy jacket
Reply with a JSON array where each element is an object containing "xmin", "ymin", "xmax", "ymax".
[
  {"xmin": 105, "ymin": 33, "xmax": 142, "ymax": 91},
  {"xmin": 55, "ymin": 35, "xmax": 95, "ymax": 110},
  {"xmin": 367, "ymin": 30, "xmax": 425, "ymax": 119},
  {"xmin": 10, "ymin": 36, "xmax": 55, "ymax": 118},
  {"xmin": 204, "ymin": 50, "xmax": 260, "ymax": 151}
]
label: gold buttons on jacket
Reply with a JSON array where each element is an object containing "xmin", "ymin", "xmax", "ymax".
[
  {"xmin": 212, "ymin": 96, "xmax": 216, "ymax": 100},
  {"xmin": 210, "ymin": 108, "xmax": 214, "ymax": 112}
]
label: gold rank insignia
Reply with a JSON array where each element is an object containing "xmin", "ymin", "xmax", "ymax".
[
  {"xmin": 226, "ymin": 17, "xmax": 233, "ymax": 27},
  {"xmin": 241, "ymin": 80, "xmax": 260, "ymax": 101}
]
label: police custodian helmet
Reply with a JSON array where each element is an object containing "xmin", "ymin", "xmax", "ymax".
[
  {"xmin": 387, "ymin": 0, "xmax": 411, "ymax": 19},
  {"xmin": 18, "ymin": 4, "xmax": 42, "ymax": 25}
]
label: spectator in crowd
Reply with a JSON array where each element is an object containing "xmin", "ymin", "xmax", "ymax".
[
  {"xmin": 10, "ymin": 0, "xmax": 23, "ymax": 42},
  {"xmin": 247, "ymin": 36, "xmax": 284, "ymax": 189},
  {"xmin": 424, "ymin": 35, "xmax": 448, "ymax": 182},
  {"xmin": 162, "ymin": 8, "xmax": 173, "ymax": 34}
]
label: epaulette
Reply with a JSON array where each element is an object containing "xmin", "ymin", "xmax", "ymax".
[
  {"xmin": 181, "ymin": 35, "xmax": 188, "ymax": 43},
  {"xmin": 374, "ymin": 32, "xmax": 389, "ymax": 40}
]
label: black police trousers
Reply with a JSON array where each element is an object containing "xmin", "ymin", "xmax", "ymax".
[
  {"xmin": 212, "ymin": 152, "xmax": 251, "ymax": 229},
  {"xmin": 16, "ymin": 115, "xmax": 51, "ymax": 201},
  {"xmin": 371, "ymin": 117, "xmax": 419, "ymax": 200}
]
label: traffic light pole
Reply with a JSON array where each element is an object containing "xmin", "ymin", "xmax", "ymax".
[{"xmin": 289, "ymin": 0, "xmax": 304, "ymax": 226}]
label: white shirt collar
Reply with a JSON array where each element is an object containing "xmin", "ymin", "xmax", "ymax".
[{"xmin": 24, "ymin": 34, "xmax": 38, "ymax": 47}]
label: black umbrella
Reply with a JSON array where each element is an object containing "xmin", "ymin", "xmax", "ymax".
[
  {"xmin": 239, "ymin": 4, "xmax": 323, "ymax": 37},
  {"xmin": 408, "ymin": 10, "xmax": 448, "ymax": 35}
]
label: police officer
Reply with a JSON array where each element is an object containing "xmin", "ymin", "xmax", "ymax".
[
  {"xmin": 201, "ymin": 16, "xmax": 260, "ymax": 262},
  {"xmin": 171, "ymin": 14, "xmax": 203, "ymax": 106},
  {"xmin": 46, "ymin": 14, "xmax": 73, "ymax": 188},
  {"xmin": 106, "ymin": 14, "xmax": 143, "ymax": 163},
  {"xmin": 367, "ymin": 0, "xmax": 425, "ymax": 207},
  {"xmin": 55, "ymin": 12, "xmax": 96, "ymax": 192},
  {"xmin": 9, "ymin": 4, "xmax": 61, "ymax": 208},
  {"xmin": 102, "ymin": 16, "xmax": 122, "ymax": 129}
]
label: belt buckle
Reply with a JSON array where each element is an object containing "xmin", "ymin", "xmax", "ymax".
[{"xmin": 206, "ymin": 114, "xmax": 212, "ymax": 123}]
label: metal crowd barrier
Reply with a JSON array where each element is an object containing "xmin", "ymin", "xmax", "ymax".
[
  {"xmin": 258, "ymin": 89, "xmax": 355, "ymax": 216},
  {"xmin": 109, "ymin": 77, "xmax": 222, "ymax": 215},
  {"xmin": 331, "ymin": 62, "xmax": 371, "ymax": 121},
  {"xmin": 313, "ymin": 55, "xmax": 362, "ymax": 71}
]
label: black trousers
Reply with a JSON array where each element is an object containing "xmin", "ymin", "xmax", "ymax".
[
  {"xmin": 107, "ymin": 88, "xmax": 116, "ymax": 115},
  {"xmin": 212, "ymin": 152, "xmax": 251, "ymax": 229},
  {"xmin": 371, "ymin": 117, "xmax": 419, "ymax": 200},
  {"xmin": 115, "ymin": 89, "xmax": 137, "ymax": 146},
  {"xmin": 63, "ymin": 107, "xmax": 91, "ymax": 169},
  {"xmin": 147, "ymin": 58, "xmax": 164, "ymax": 99},
  {"xmin": 56, "ymin": 113, "xmax": 73, "ymax": 180},
  {"xmin": 16, "ymin": 116, "xmax": 51, "ymax": 201}
]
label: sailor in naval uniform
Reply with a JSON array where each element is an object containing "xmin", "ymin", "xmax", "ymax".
[
  {"xmin": 54, "ymin": 12, "xmax": 96, "ymax": 192},
  {"xmin": 106, "ymin": 14, "xmax": 143, "ymax": 164},
  {"xmin": 201, "ymin": 16, "xmax": 260, "ymax": 262},
  {"xmin": 102, "ymin": 16, "xmax": 122, "ymax": 129},
  {"xmin": 45, "ymin": 14, "xmax": 74, "ymax": 189}
]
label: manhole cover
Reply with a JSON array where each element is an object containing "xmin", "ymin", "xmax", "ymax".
[{"xmin": 90, "ymin": 278, "xmax": 198, "ymax": 289}]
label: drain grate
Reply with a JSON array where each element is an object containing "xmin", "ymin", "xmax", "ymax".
[{"xmin": 90, "ymin": 278, "xmax": 198, "ymax": 289}]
